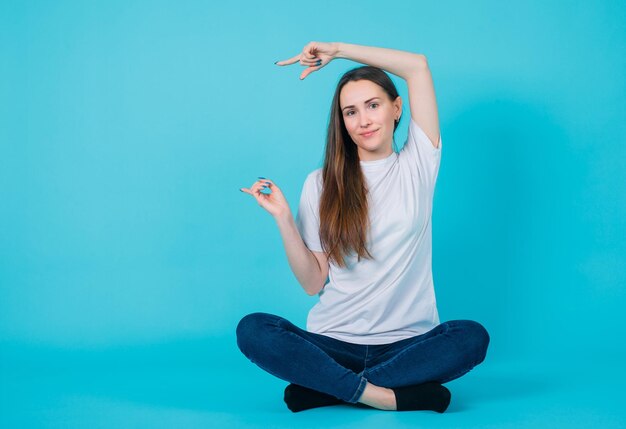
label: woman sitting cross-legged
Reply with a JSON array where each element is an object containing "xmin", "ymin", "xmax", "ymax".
[{"xmin": 237, "ymin": 41, "xmax": 490, "ymax": 413}]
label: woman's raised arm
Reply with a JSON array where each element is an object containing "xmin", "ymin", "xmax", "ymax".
[{"xmin": 276, "ymin": 41, "xmax": 440, "ymax": 148}]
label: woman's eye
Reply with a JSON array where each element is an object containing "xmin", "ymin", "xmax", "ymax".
[
  {"xmin": 370, "ymin": 103, "xmax": 379, "ymax": 109},
  {"xmin": 346, "ymin": 111, "xmax": 354, "ymax": 116}
]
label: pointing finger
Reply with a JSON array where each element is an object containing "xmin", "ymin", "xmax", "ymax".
[{"xmin": 275, "ymin": 54, "xmax": 300, "ymax": 66}]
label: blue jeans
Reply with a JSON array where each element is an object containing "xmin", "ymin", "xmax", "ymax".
[{"xmin": 236, "ymin": 312, "xmax": 490, "ymax": 403}]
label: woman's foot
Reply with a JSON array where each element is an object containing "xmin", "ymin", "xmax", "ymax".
[
  {"xmin": 392, "ymin": 382, "xmax": 451, "ymax": 412},
  {"xmin": 283, "ymin": 383, "xmax": 345, "ymax": 412}
]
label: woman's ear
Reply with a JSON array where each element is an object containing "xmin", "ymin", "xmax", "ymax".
[{"xmin": 394, "ymin": 95, "xmax": 403, "ymax": 117}]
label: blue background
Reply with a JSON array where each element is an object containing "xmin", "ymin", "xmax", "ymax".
[{"xmin": 1, "ymin": 1, "xmax": 625, "ymax": 428}]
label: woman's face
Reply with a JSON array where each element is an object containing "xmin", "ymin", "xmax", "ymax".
[{"xmin": 339, "ymin": 79, "xmax": 402, "ymax": 161}]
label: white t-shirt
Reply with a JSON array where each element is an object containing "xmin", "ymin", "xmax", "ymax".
[{"xmin": 295, "ymin": 117, "xmax": 443, "ymax": 345}]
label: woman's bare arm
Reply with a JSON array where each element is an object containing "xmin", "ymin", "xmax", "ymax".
[
  {"xmin": 275, "ymin": 212, "xmax": 326, "ymax": 296},
  {"xmin": 333, "ymin": 42, "xmax": 426, "ymax": 81}
]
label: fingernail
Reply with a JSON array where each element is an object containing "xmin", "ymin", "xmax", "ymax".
[
  {"xmin": 274, "ymin": 61, "xmax": 279, "ymax": 64},
  {"xmin": 239, "ymin": 188, "xmax": 244, "ymax": 192},
  {"xmin": 264, "ymin": 181, "xmax": 271, "ymax": 185},
  {"xmin": 258, "ymin": 176, "xmax": 266, "ymax": 179}
]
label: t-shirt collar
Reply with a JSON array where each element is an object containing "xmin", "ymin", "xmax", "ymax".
[{"xmin": 359, "ymin": 151, "xmax": 398, "ymax": 170}]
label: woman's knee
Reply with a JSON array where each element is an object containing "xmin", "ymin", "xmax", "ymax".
[
  {"xmin": 236, "ymin": 313, "xmax": 268, "ymax": 356},
  {"xmin": 236, "ymin": 312, "xmax": 276, "ymax": 356},
  {"xmin": 459, "ymin": 320, "xmax": 490, "ymax": 363}
]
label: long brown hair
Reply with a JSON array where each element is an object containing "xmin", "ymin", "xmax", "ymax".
[{"xmin": 319, "ymin": 66, "xmax": 401, "ymax": 268}]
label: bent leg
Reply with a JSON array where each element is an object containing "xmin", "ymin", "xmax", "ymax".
[
  {"xmin": 363, "ymin": 320, "xmax": 490, "ymax": 388},
  {"xmin": 236, "ymin": 312, "xmax": 368, "ymax": 403}
]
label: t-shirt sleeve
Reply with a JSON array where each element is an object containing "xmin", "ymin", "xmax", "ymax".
[
  {"xmin": 400, "ymin": 117, "xmax": 443, "ymax": 190},
  {"xmin": 295, "ymin": 172, "xmax": 324, "ymax": 252}
]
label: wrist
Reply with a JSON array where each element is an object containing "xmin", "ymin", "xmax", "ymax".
[
  {"xmin": 274, "ymin": 210, "xmax": 294, "ymax": 226},
  {"xmin": 332, "ymin": 42, "xmax": 345, "ymax": 59}
]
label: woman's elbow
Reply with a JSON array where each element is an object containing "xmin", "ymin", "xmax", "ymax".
[
  {"xmin": 415, "ymin": 54, "xmax": 429, "ymax": 69},
  {"xmin": 305, "ymin": 283, "xmax": 324, "ymax": 296}
]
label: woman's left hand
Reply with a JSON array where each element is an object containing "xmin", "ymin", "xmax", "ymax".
[{"xmin": 275, "ymin": 41, "xmax": 339, "ymax": 80}]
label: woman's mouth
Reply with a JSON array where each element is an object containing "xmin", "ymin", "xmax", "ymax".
[{"xmin": 360, "ymin": 129, "xmax": 379, "ymax": 138}]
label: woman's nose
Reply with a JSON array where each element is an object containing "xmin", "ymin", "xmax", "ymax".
[{"xmin": 359, "ymin": 114, "xmax": 372, "ymax": 127}]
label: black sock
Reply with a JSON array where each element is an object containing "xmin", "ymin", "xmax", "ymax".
[
  {"xmin": 283, "ymin": 383, "xmax": 345, "ymax": 412},
  {"xmin": 392, "ymin": 382, "xmax": 451, "ymax": 413}
]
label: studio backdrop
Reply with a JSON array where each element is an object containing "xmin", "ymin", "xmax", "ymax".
[{"xmin": 1, "ymin": 0, "xmax": 625, "ymax": 368}]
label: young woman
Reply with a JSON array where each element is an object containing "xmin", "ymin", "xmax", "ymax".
[{"xmin": 237, "ymin": 41, "xmax": 490, "ymax": 413}]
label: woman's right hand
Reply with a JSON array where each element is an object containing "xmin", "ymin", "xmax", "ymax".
[{"xmin": 240, "ymin": 178, "xmax": 292, "ymax": 219}]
